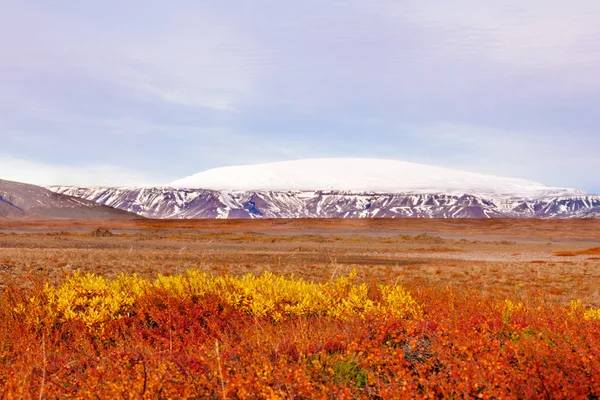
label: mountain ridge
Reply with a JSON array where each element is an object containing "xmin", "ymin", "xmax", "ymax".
[
  {"xmin": 47, "ymin": 186, "xmax": 600, "ymax": 219},
  {"xmin": 0, "ymin": 179, "xmax": 142, "ymax": 219}
]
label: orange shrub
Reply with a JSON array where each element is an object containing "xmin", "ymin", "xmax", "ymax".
[
  {"xmin": 0, "ymin": 271, "xmax": 599, "ymax": 398},
  {"xmin": 555, "ymin": 248, "xmax": 600, "ymax": 257}
]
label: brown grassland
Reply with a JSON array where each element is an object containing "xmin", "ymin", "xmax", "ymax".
[{"xmin": 1, "ymin": 218, "xmax": 600, "ymax": 398}]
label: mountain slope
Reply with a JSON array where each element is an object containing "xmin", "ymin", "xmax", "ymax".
[
  {"xmin": 170, "ymin": 158, "xmax": 582, "ymax": 198},
  {"xmin": 48, "ymin": 186, "xmax": 600, "ymax": 219},
  {"xmin": 46, "ymin": 158, "xmax": 596, "ymax": 220},
  {"xmin": 0, "ymin": 179, "xmax": 142, "ymax": 219}
]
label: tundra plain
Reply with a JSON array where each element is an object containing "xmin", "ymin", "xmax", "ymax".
[
  {"xmin": 2, "ymin": 218, "xmax": 599, "ymax": 305},
  {"xmin": 1, "ymin": 218, "xmax": 600, "ymax": 398}
]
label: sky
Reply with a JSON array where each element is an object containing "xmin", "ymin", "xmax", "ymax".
[{"xmin": 1, "ymin": 1, "xmax": 599, "ymax": 193}]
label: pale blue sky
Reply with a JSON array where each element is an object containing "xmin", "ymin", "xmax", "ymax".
[{"xmin": 1, "ymin": 1, "xmax": 599, "ymax": 192}]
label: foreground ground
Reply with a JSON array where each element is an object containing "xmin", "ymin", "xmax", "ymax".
[
  {"xmin": 2, "ymin": 218, "xmax": 599, "ymax": 305},
  {"xmin": 1, "ymin": 219, "xmax": 599, "ymax": 398}
]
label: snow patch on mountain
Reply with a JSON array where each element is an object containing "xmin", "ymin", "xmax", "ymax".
[{"xmin": 169, "ymin": 158, "xmax": 583, "ymax": 199}]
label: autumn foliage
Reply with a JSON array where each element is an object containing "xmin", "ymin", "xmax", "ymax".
[
  {"xmin": 554, "ymin": 247, "xmax": 600, "ymax": 257},
  {"xmin": 1, "ymin": 270, "xmax": 600, "ymax": 399}
]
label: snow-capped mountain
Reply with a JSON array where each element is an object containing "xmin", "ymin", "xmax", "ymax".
[
  {"xmin": 47, "ymin": 159, "xmax": 598, "ymax": 219},
  {"xmin": 46, "ymin": 186, "xmax": 600, "ymax": 219},
  {"xmin": 170, "ymin": 158, "xmax": 582, "ymax": 198}
]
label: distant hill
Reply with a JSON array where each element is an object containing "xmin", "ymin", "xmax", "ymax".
[
  {"xmin": 47, "ymin": 158, "xmax": 598, "ymax": 220},
  {"xmin": 48, "ymin": 186, "xmax": 600, "ymax": 219},
  {"xmin": 0, "ymin": 179, "xmax": 142, "ymax": 219}
]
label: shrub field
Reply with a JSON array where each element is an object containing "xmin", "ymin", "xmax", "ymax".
[{"xmin": 1, "ymin": 269, "xmax": 600, "ymax": 399}]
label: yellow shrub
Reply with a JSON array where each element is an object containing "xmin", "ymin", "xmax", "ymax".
[
  {"xmin": 583, "ymin": 308, "xmax": 600, "ymax": 320},
  {"xmin": 567, "ymin": 300, "xmax": 600, "ymax": 321},
  {"xmin": 501, "ymin": 299, "xmax": 523, "ymax": 323},
  {"xmin": 44, "ymin": 272, "xmax": 150, "ymax": 328},
  {"xmin": 23, "ymin": 269, "xmax": 422, "ymax": 328},
  {"xmin": 568, "ymin": 299, "xmax": 583, "ymax": 315},
  {"xmin": 379, "ymin": 284, "xmax": 423, "ymax": 320}
]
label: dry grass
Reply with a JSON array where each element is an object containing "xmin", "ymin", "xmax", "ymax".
[
  {"xmin": 1, "ymin": 218, "xmax": 600, "ymax": 239},
  {"xmin": 1, "ymin": 220, "xmax": 600, "ymax": 306},
  {"xmin": 554, "ymin": 247, "xmax": 600, "ymax": 257}
]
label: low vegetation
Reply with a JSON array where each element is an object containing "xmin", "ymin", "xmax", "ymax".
[
  {"xmin": 554, "ymin": 247, "xmax": 600, "ymax": 257},
  {"xmin": 1, "ymin": 270, "xmax": 600, "ymax": 398}
]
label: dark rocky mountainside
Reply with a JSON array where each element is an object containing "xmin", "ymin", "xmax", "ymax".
[{"xmin": 0, "ymin": 179, "xmax": 142, "ymax": 219}]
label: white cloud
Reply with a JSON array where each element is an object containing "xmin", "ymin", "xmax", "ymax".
[{"xmin": 0, "ymin": 156, "xmax": 159, "ymax": 186}]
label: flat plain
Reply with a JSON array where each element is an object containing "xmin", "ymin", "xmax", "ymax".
[
  {"xmin": 2, "ymin": 218, "xmax": 600, "ymax": 398},
  {"xmin": 2, "ymin": 218, "xmax": 599, "ymax": 305}
]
